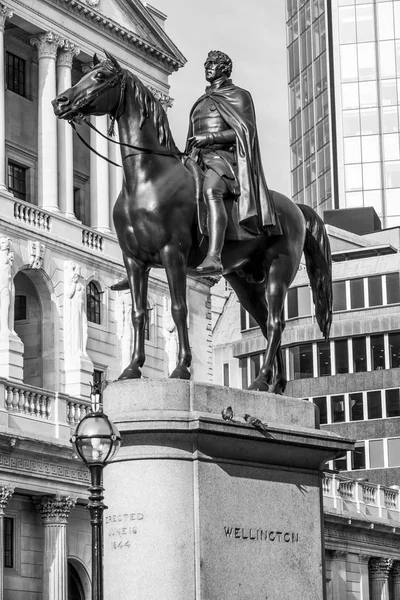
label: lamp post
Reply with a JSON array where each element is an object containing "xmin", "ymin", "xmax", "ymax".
[{"xmin": 70, "ymin": 385, "xmax": 121, "ymax": 600}]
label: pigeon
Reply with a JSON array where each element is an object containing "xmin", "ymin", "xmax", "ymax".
[
  {"xmin": 221, "ymin": 406, "xmax": 234, "ymax": 421},
  {"xmin": 244, "ymin": 413, "xmax": 268, "ymax": 432}
]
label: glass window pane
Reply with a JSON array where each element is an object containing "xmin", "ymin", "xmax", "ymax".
[
  {"xmin": 359, "ymin": 81, "xmax": 377, "ymax": 107},
  {"xmin": 298, "ymin": 286, "xmax": 311, "ymax": 316},
  {"xmin": 250, "ymin": 355, "xmax": 260, "ymax": 382},
  {"xmin": 289, "ymin": 344, "xmax": 314, "ymax": 380},
  {"xmin": 389, "ymin": 332, "xmax": 400, "ymax": 368},
  {"xmin": 341, "ymin": 45, "xmax": 358, "ymax": 82},
  {"xmin": 379, "ymin": 40, "xmax": 396, "ymax": 78},
  {"xmin": 223, "ymin": 363, "xmax": 229, "ymax": 386},
  {"xmin": 342, "ymin": 83, "xmax": 359, "ymax": 109},
  {"xmin": 287, "ymin": 287, "xmax": 298, "ymax": 319},
  {"xmin": 353, "ymin": 336, "xmax": 367, "ymax": 372},
  {"xmin": 356, "ymin": 4, "xmax": 375, "ymax": 42},
  {"xmin": 358, "ymin": 42, "xmax": 376, "ymax": 80},
  {"xmin": 333, "ymin": 281, "xmax": 346, "ymax": 311},
  {"xmin": 345, "ymin": 164, "xmax": 363, "ymax": 190},
  {"xmin": 239, "ymin": 357, "xmax": 247, "ymax": 389},
  {"xmin": 362, "ymin": 135, "xmax": 380, "ymax": 162},
  {"xmin": 339, "ymin": 6, "xmax": 357, "ymax": 43},
  {"xmin": 350, "ymin": 278, "xmax": 365, "ymax": 308},
  {"xmin": 352, "ymin": 443, "xmax": 366, "ymax": 469},
  {"xmin": 350, "ymin": 392, "xmax": 364, "ymax": 421},
  {"xmin": 314, "ymin": 396, "xmax": 327, "ymax": 425},
  {"xmin": 363, "ymin": 190, "xmax": 382, "ymax": 215},
  {"xmin": 385, "ymin": 389, "xmax": 400, "ymax": 417},
  {"xmin": 240, "ymin": 306, "xmax": 246, "ymax": 330},
  {"xmin": 332, "ymin": 395, "xmax": 345, "ymax": 422},
  {"xmin": 384, "ymin": 161, "xmax": 400, "ymax": 188},
  {"xmin": 377, "ymin": 2, "xmax": 395, "ymax": 40},
  {"xmin": 368, "ymin": 275, "xmax": 383, "ymax": 306},
  {"xmin": 360, "ymin": 108, "xmax": 379, "ymax": 134},
  {"xmin": 369, "ymin": 439, "xmax": 384, "ymax": 468},
  {"xmin": 346, "ymin": 191, "xmax": 364, "ymax": 207},
  {"xmin": 387, "ymin": 273, "xmax": 400, "ymax": 304},
  {"xmin": 386, "ymin": 188, "xmax": 400, "ymax": 218},
  {"xmin": 343, "ymin": 110, "xmax": 361, "ymax": 136},
  {"xmin": 382, "ymin": 106, "xmax": 399, "ymax": 133},
  {"xmin": 383, "ymin": 134, "xmax": 400, "ymax": 160},
  {"xmin": 335, "ymin": 339, "xmax": 349, "ymax": 374},
  {"xmin": 367, "ymin": 391, "xmax": 382, "ymax": 419},
  {"xmin": 381, "ymin": 80, "xmax": 397, "ymax": 106},
  {"xmin": 344, "ymin": 137, "xmax": 362, "ymax": 163},
  {"xmin": 318, "ymin": 341, "xmax": 331, "ymax": 376},
  {"xmin": 363, "ymin": 162, "xmax": 381, "ymax": 189},
  {"xmin": 370, "ymin": 334, "xmax": 385, "ymax": 370},
  {"xmin": 388, "ymin": 438, "xmax": 400, "ymax": 467}
]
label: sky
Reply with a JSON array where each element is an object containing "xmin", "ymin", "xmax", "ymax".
[{"xmin": 152, "ymin": 0, "xmax": 291, "ymax": 196}]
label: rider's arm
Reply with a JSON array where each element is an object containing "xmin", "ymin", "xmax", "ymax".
[{"xmin": 205, "ymin": 130, "xmax": 235, "ymax": 145}]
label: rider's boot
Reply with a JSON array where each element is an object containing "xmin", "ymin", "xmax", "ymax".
[{"xmin": 196, "ymin": 191, "xmax": 228, "ymax": 275}]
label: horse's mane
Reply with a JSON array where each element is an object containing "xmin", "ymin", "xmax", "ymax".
[{"xmin": 126, "ymin": 70, "xmax": 180, "ymax": 153}]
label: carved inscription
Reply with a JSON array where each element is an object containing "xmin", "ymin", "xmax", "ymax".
[
  {"xmin": 105, "ymin": 512, "xmax": 145, "ymax": 550},
  {"xmin": 224, "ymin": 527, "xmax": 299, "ymax": 543}
]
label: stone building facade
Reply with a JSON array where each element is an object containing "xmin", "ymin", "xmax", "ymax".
[
  {"xmin": 213, "ymin": 221, "xmax": 400, "ymax": 598},
  {"xmin": 0, "ymin": 1, "xmax": 213, "ymax": 599}
]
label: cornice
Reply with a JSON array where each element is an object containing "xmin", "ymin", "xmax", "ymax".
[{"xmin": 52, "ymin": 0, "xmax": 184, "ymax": 72}]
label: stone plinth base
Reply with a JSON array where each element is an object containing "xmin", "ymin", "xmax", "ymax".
[
  {"xmin": 64, "ymin": 354, "xmax": 93, "ymax": 398},
  {"xmin": 0, "ymin": 332, "xmax": 23, "ymax": 381},
  {"xmin": 103, "ymin": 380, "xmax": 353, "ymax": 600}
]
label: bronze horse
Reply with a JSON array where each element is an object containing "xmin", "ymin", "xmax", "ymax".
[{"xmin": 52, "ymin": 53, "xmax": 332, "ymax": 394}]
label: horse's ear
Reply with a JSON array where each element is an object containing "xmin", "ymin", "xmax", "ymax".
[
  {"xmin": 104, "ymin": 50, "xmax": 122, "ymax": 72},
  {"xmin": 93, "ymin": 53, "xmax": 101, "ymax": 66}
]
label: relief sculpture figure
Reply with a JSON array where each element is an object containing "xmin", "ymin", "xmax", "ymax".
[
  {"xmin": 64, "ymin": 261, "xmax": 88, "ymax": 357},
  {"xmin": 53, "ymin": 51, "xmax": 332, "ymax": 393},
  {"xmin": 0, "ymin": 237, "xmax": 15, "ymax": 335}
]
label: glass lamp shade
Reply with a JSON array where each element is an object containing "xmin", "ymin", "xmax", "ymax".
[{"xmin": 71, "ymin": 411, "xmax": 121, "ymax": 466}]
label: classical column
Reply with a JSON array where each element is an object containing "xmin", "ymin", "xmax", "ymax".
[
  {"xmin": 330, "ymin": 551, "xmax": 348, "ymax": 600},
  {"xmin": 0, "ymin": 485, "xmax": 14, "ymax": 600},
  {"xmin": 30, "ymin": 32, "xmax": 63, "ymax": 211},
  {"xmin": 57, "ymin": 41, "xmax": 80, "ymax": 218},
  {"xmin": 0, "ymin": 5, "xmax": 13, "ymax": 194},
  {"xmin": 369, "ymin": 557, "xmax": 393, "ymax": 600},
  {"xmin": 34, "ymin": 494, "xmax": 76, "ymax": 600},
  {"xmin": 90, "ymin": 115, "xmax": 110, "ymax": 231},
  {"xmin": 392, "ymin": 561, "xmax": 400, "ymax": 600},
  {"xmin": 359, "ymin": 555, "xmax": 371, "ymax": 600}
]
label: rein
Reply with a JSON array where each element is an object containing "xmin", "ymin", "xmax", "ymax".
[{"xmin": 68, "ymin": 68, "xmax": 184, "ymax": 167}]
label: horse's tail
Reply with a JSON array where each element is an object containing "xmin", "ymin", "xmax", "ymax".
[{"xmin": 297, "ymin": 204, "xmax": 332, "ymax": 340}]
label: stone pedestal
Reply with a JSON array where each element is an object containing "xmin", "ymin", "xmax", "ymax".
[
  {"xmin": 103, "ymin": 380, "xmax": 354, "ymax": 600},
  {"xmin": 0, "ymin": 332, "xmax": 23, "ymax": 382}
]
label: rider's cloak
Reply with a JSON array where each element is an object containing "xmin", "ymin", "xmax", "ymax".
[{"xmin": 186, "ymin": 78, "xmax": 282, "ymax": 237}]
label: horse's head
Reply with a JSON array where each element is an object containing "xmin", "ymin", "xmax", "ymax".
[{"xmin": 52, "ymin": 51, "xmax": 125, "ymax": 121}]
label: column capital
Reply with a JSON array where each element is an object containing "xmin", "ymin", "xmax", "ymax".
[
  {"xmin": 369, "ymin": 557, "xmax": 394, "ymax": 578},
  {"xmin": 30, "ymin": 31, "xmax": 63, "ymax": 60},
  {"xmin": 0, "ymin": 4, "xmax": 13, "ymax": 32},
  {"xmin": 359, "ymin": 554, "xmax": 371, "ymax": 564},
  {"xmin": 392, "ymin": 561, "xmax": 400, "ymax": 580},
  {"xmin": 0, "ymin": 484, "xmax": 14, "ymax": 514},
  {"xmin": 57, "ymin": 41, "xmax": 80, "ymax": 68},
  {"xmin": 34, "ymin": 494, "xmax": 76, "ymax": 524},
  {"xmin": 331, "ymin": 550, "xmax": 347, "ymax": 559}
]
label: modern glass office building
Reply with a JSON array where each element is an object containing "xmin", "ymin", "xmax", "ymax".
[{"xmin": 287, "ymin": 0, "xmax": 400, "ymax": 227}]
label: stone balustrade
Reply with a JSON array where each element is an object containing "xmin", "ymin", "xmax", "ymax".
[
  {"xmin": 66, "ymin": 398, "xmax": 91, "ymax": 425},
  {"xmin": 81, "ymin": 228, "xmax": 104, "ymax": 252},
  {"xmin": 4, "ymin": 381, "xmax": 52, "ymax": 419},
  {"xmin": 323, "ymin": 472, "xmax": 399, "ymax": 523},
  {"xmin": 14, "ymin": 201, "xmax": 51, "ymax": 231}
]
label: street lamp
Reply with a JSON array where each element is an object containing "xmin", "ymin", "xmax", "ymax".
[{"xmin": 70, "ymin": 388, "xmax": 121, "ymax": 600}]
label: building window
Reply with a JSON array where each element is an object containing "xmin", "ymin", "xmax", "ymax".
[
  {"xmin": 14, "ymin": 295, "xmax": 27, "ymax": 321},
  {"xmin": 370, "ymin": 334, "xmax": 385, "ymax": 370},
  {"xmin": 317, "ymin": 341, "xmax": 331, "ymax": 376},
  {"xmin": 7, "ymin": 161, "xmax": 27, "ymax": 201},
  {"xmin": 6, "ymin": 51, "xmax": 25, "ymax": 97},
  {"xmin": 386, "ymin": 272, "xmax": 400, "ymax": 304},
  {"xmin": 352, "ymin": 337, "xmax": 367, "ymax": 372},
  {"xmin": 352, "ymin": 442, "xmax": 366, "ymax": 470},
  {"xmin": 335, "ymin": 339, "xmax": 349, "ymax": 374},
  {"xmin": 87, "ymin": 282, "xmax": 101, "ymax": 324},
  {"xmin": 332, "ymin": 455, "xmax": 347, "ymax": 472},
  {"xmin": 331, "ymin": 395, "xmax": 345, "ymax": 423},
  {"xmin": 239, "ymin": 357, "xmax": 247, "ymax": 389},
  {"xmin": 368, "ymin": 275, "xmax": 382, "ymax": 307},
  {"xmin": 313, "ymin": 396, "xmax": 327, "ymax": 425},
  {"xmin": 369, "ymin": 439, "xmax": 384, "ymax": 468},
  {"xmin": 240, "ymin": 306, "xmax": 258, "ymax": 331},
  {"xmin": 389, "ymin": 332, "xmax": 400, "ymax": 368},
  {"xmin": 289, "ymin": 344, "xmax": 314, "ymax": 379},
  {"xmin": 74, "ymin": 187, "xmax": 83, "ymax": 222},
  {"xmin": 223, "ymin": 363, "xmax": 229, "ymax": 387},
  {"xmin": 4, "ymin": 517, "xmax": 13, "ymax": 569},
  {"xmin": 238, "ymin": 354, "xmax": 263, "ymax": 388},
  {"xmin": 349, "ymin": 392, "xmax": 364, "ymax": 421},
  {"xmin": 350, "ymin": 278, "xmax": 364, "ymax": 309},
  {"xmin": 385, "ymin": 389, "xmax": 400, "ymax": 417},
  {"xmin": 387, "ymin": 438, "xmax": 400, "ymax": 467},
  {"xmin": 367, "ymin": 391, "xmax": 382, "ymax": 419},
  {"xmin": 287, "ymin": 286, "xmax": 312, "ymax": 319},
  {"xmin": 333, "ymin": 281, "xmax": 346, "ymax": 312}
]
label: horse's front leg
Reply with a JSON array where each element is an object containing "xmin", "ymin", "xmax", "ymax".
[
  {"xmin": 160, "ymin": 245, "xmax": 192, "ymax": 379},
  {"xmin": 118, "ymin": 255, "xmax": 149, "ymax": 380}
]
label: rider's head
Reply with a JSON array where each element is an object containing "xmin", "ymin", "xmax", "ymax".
[{"xmin": 204, "ymin": 50, "xmax": 232, "ymax": 83}]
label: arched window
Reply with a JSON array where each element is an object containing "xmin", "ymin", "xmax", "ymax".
[{"xmin": 87, "ymin": 281, "xmax": 101, "ymax": 324}]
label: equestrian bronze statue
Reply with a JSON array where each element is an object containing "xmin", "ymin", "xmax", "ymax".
[{"xmin": 52, "ymin": 51, "xmax": 332, "ymax": 394}]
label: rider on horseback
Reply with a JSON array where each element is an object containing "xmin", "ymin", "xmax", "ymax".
[{"xmin": 186, "ymin": 50, "xmax": 281, "ymax": 275}]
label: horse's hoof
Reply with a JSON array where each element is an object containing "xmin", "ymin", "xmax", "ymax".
[
  {"xmin": 248, "ymin": 378, "xmax": 269, "ymax": 392},
  {"xmin": 118, "ymin": 365, "xmax": 142, "ymax": 380},
  {"xmin": 110, "ymin": 277, "xmax": 129, "ymax": 291},
  {"xmin": 169, "ymin": 367, "xmax": 191, "ymax": 380}
]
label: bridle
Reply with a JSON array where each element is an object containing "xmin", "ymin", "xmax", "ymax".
[{"xmin": 68, "ymin": 66, "xmax": 183, "ymax": 167}]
